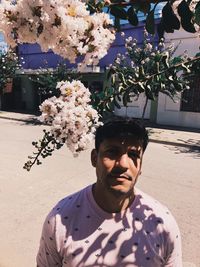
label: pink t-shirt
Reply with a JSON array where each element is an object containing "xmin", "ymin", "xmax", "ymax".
[{"xmin": 37, "ymin": 185, "xmax": 182, "ymax": 267}]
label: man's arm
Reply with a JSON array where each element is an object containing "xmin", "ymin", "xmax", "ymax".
[
  {"xmin": 164, "ymin": 217, "xmax": 183, "ymax": 267},
  {"xmin": 36, "ymin": 214, "xmax": 62, "ymax": 267}
]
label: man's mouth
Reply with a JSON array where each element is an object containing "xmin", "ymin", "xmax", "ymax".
[{"xmin": 109, "ymin": 173, "xmax": 132, "ymax": 181}]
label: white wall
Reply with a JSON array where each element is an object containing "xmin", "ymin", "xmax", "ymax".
[
  {"xmin": 156, "ymin": 30, "xmax": 200, "ymax": 129},
  {"xmin": 157, "ymin": 93, "xmax": 200, "ymax": 129},
  {"xmin": 114, "ymin": 94, "xmax": 151, "ymax": 119}
]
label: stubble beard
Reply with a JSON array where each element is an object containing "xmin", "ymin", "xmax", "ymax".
[{"xmin": 105, "ymin": 177, "xmax": 135, "ymax": 199}]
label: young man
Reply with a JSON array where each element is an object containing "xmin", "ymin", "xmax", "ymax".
[{"xmin": 37, "ymin": 119, "xmax": 182, "ymax": 267}]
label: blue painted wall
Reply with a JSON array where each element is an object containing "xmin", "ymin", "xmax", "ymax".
[{"xmin": 18, "ymin": 21, "xmax": 160, "ymax": 70}]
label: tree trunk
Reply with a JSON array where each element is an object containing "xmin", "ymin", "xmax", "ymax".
[{"xmin": 141, "ymin": 97, "xmax": 148, "ymax": 122}]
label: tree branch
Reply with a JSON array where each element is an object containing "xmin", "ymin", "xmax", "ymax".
[
  {"xmin": 107, "ymin": 0, "xmax": 169, "ymax": 7},
  {"xmin": 146, "ymin": 56, "xmax": 200, "ymax": 81}
]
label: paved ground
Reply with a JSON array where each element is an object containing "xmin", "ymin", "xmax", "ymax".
[
  {"xmin": 0, "ymin": 112, "xmax": 199, "ymax": 267},
  {"xmin": 0, "ymin": 110, "xmax": 200, "ymax": 148}
]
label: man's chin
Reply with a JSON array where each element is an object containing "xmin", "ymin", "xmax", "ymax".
[{"xmin": 107, "ymin": 184, "xmax": 134, "ymax": 197}]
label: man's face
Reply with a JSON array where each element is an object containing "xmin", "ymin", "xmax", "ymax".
[{"xmin": 91, "ymin": 136, "xmax": 144, "ymax": 197}]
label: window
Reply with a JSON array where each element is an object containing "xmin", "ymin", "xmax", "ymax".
[
  {"xmin": 181, "ymin": 75, "xmax": 200, "ymax": 113},
  {"xmin": 89, "ymin": 81, "xmax": 103, "ymax": 93}
]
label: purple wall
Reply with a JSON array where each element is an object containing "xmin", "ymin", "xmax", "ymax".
[{"xmin": 18, "ymin": 22, "xmax": 160, "ymax": 70}]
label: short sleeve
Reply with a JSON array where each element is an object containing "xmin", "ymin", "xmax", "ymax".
[
  {"xmin": 164, "ymin": 217, "xmax": 183, "ymax": 267},
  {"xmin": 36, "ymin": 213, "xmax": 62, "ymax": 267}
]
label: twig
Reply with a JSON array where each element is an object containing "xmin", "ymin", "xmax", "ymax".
[{"xmin": 146, "ymin": 56, "xmax": 200, "ymax": 81}]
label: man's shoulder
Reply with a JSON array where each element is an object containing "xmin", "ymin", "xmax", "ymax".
[
  {"xmin": 136, "ymin": 188, "xmax": 169, "ymax": 210},
  {"xmin": 134, "ymin": 188, "xmax": 178, "ymax": 227},
  {"xmin": 48, "ymin": 185, "xmax": 92, "ymax": 219}
]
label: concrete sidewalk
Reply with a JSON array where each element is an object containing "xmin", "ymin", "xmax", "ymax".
[
  {"xmin": 0, "ymin": 110, "xmax": 199, "ymax": 267},
  {"xmin": 0, "ymin": 110, "xmax": 200, "ymax": 149}
]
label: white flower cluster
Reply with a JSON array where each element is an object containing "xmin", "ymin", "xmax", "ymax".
[
  {"xmin": 40, "ymin": 80, "xmax": 101, "ymax": 155},
  {"xmin": 0, "ymin": 0, "xmax": 115, "ymax": 65},
  {"xmin": 115, "ymin": 35, "xmax": 166, "ymax": 69}
]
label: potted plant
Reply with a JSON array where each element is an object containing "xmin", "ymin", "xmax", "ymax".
[{"xmin": 0, "ymin": 49, "xmax": 20, "ymax": 95}]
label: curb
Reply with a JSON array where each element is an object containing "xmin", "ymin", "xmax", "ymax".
[
  {"xmin": 0, "ymin": 114, "xmax": 200, "ymax": 150},
  {"xmin": 149, "ymin": 138, "xmax": 200, "ymax": 150},
  {"xmin": 0, "ymin": 115, "xmax": 41, "ymax": 124}
]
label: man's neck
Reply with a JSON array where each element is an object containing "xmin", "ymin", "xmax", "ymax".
[{"xmin": 92, "ymin": 183, "xmax": 135, "ymax": 213}]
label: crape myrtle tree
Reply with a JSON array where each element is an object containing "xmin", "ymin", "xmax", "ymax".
[
  {"xmin": 93, "ymin": 32, "xmax": 200, "ymax": 120},
  {"xmin": 88, "ymin": 0, "xmax": 200, "ymax": 119},
  {"xmin": 0, "ymin": 0, "xmax": 199, "ymax": 169},
  {"xmin": 88, "ymin": 0, "xmax": 200, "ymax": 37}
]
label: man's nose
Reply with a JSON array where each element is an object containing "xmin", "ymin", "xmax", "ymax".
[{"xmin": 115, "ymin": 153, "xmax": 129, "ymax": 169}]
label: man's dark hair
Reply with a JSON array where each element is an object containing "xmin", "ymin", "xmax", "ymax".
[{"xmin": 95, "ymin": 118, "xmax": 149, "ymax": 152}]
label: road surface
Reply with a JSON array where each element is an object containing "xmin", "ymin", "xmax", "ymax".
[{"xmin": 0, "ymin": 118, "xmax": 199, "ymax": 267}]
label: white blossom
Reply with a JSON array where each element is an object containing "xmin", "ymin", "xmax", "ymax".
[
  {"xmin": 39, "ymin": 80, "xmax": 101, "ymax": 155},
  {"xmin": 0, "ymin": 0, "xmax": 115, "ymax": 65}
]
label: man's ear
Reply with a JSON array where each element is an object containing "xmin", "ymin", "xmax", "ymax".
[{"xmin": 91, "ymin": 149, "xmax": 97, "ymax": 167}]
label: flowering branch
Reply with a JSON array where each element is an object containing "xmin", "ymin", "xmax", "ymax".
[
  {"xmin": 23, "ymin": 130, "xmax": 64, "ymax": 171},
  {"xmin": 24, "ymin": 80, "xmax": 101, "ymax": 171},
  {"xmin": 0, "ymin": 0, "xmax": 115, "ymax": 65}
]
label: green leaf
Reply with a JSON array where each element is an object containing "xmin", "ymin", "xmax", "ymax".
[
  {"xmin": 160, "ymin": 83, "xmax": 166, "ymax": 91},
  {"xmin": 122, "ymin": 91, "xmax": 131, "ymax": 107},
  {"xmin": 113, "ymin": 98, "xmax": 121, "ymax": 109},
  {"xmin": 106, "ymin": 67, "xmax": 115, "ymax": 79},
  {"xmin": 181, "ymin": 19, "xmax": 196, "ymax": 33},
  {"xmin": 118, "ymin": 72, "xmax": 127, "ymax": 86},
  {"xmin": 174, "ymin": 82, "xmax": 183, "ymax": 92},
  {"xmin": 162, "ymin": 2, "xmax": 180, "ymax": 31},
  {"xmin": 145, "ymin": 10, "xmax": 155, "ymax": 34},
  {"xmin": 194, "ymin": 2, "xmax": 200, "ymax": 25},
  {"xmin": 177, "ymin": 0, "xmax": 190, "ymax": 17},
  {"xmin": 181, "ymin": 63, "xmax": 191, "ymax": 73},
  {"xmin": 111, "ymin": 74, "xmax": 116, "ymax": 85},
  {"xmin": 116, "ymin": 94, "xmax": 122, "ymax": 102},
  {"xmin": 137, "ymin": 2, "xmax": 151, "ymax": 15},
  {"xmin": 139, "ymin": 66, "xmax": 145, "ymax": 78},
  {"xmin": 154, "ymin": 54, "xmax": 162, "ymax": 62},
  {"xmin": 138, "ymin": 82, "xmax": 145, "ymax": 92},
  {"xmin": 127, "ymin": 7, "xmax": 138, "ymax": 26},
  {"xmin": 96, "ymin": 1, "xmax": 105, "ymax": 12},
  {"xmin": 156, "ymin": 62, "xmax": 160, "ymax": 72},
  {"xmin": 195, "ymin": 52, "xmax": 200, "ymax": 57},
  {"xmin": 178, "ymin": 0, "xmax": 196, "ymax": 33},
  {"xmin": 118, "ymin": 85, "xmax": 124, "ymax": 94},
  {"xmin": 110, "ymin": 6, "xmax": 127, "ymax": 20},
  {"xmin": 145, "ymin": 85, "xmax": 155, "ymax": 100},
  {"xmin": 105, "ymin": 102, "xmax": 112, "ymax": 112},
  {"xmin": 161, "ymin": 52, "xmax": 169, "ymax": 68},
  {"xmin": 114, "ymin": 16, "xmax": 120, "ymax": 31}
]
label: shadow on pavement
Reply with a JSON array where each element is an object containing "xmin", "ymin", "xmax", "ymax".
[
  {"xmin": 22, "ymin": 117, "xmax": 42, "ymax": 126},
  {"xmin": 164, "ymin": 142, "xmax": 200, "ymax": 159}
]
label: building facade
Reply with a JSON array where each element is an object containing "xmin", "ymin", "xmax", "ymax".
[
  {"xmin": 156, "ymin": 31, "xmax": 200, "ymax": 129},
  {"xmin": 1, "ymin": 21, "xmax": 200, "ymax": 129}
]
